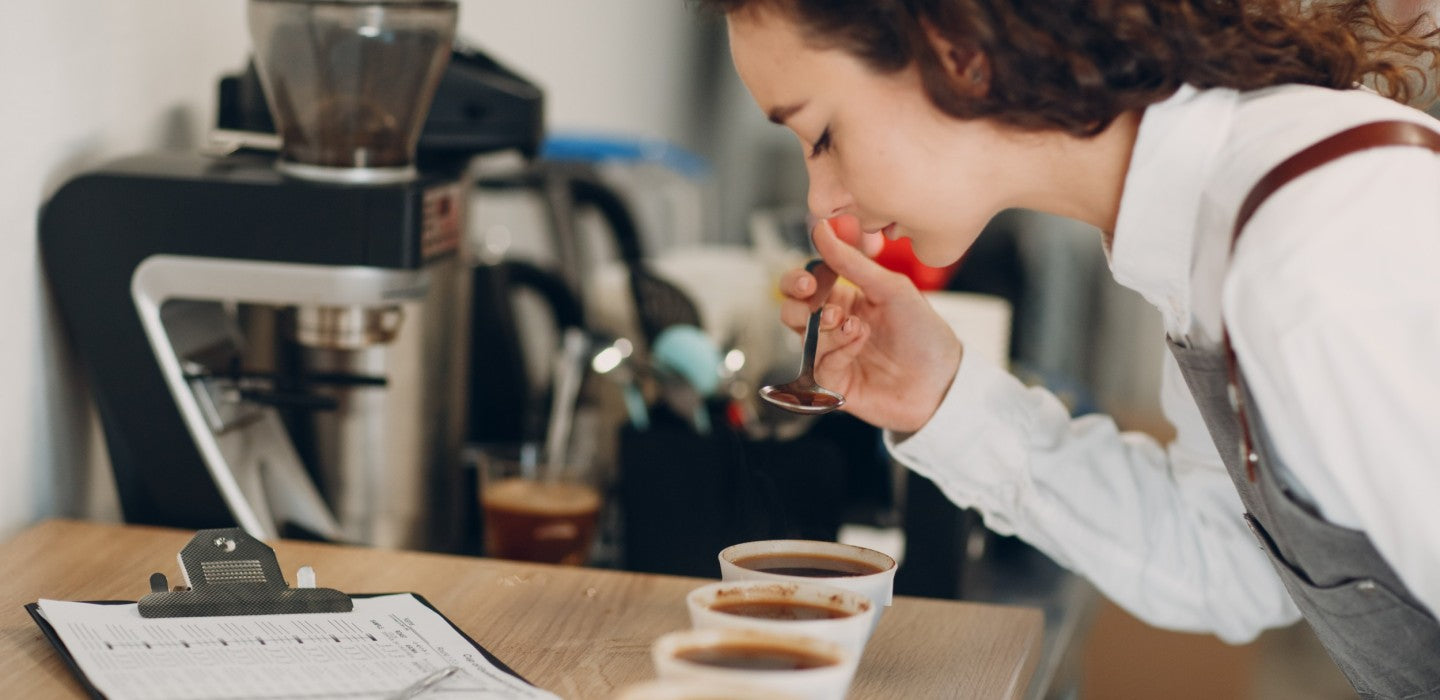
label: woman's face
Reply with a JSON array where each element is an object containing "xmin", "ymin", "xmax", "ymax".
[{"xmin": 726, "ymin": 8, "xmax": 1014, "ymax": 266}]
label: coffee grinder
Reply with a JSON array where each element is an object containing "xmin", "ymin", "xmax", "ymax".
[{"xmin": 41, "ymin": 0, "xmax": 541, "ymax": 552}]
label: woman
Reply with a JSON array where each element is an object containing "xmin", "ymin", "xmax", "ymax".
[{"xmin": 701, "ymin": 0, "xmax": 1440, "ymax": 694}]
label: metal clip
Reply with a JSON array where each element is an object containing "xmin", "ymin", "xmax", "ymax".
[{"xmin": 138, "ymin": 528, "xmax": 352, "ymax": 618}]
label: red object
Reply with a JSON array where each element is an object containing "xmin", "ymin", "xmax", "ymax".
[{"xmin": 873, "ymin": 236, "xmax": 958, "ymax": 290}]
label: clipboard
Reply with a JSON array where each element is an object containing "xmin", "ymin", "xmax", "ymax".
[{"xmin": 25, "ymin": 528, "xmax": 539, "ymax": 700}]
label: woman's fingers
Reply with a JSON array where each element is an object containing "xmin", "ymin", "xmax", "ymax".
[
  {"xmin": 778, "ymin": 215, "xmax": 896, "ymax": 337},
  {"xmin": 826, "ymin": 214, "xmax": 885, "ymax": 257},
  {"xmin": 779, "ymin": 299, "xmax": 844, "ymax": 334},
  {"xmin": 778, "ymin": 296, "xmax": 809, "ymax": 332},
  {"xmin": 815, "ymin": 315, "xmax": 869, "ymax": 386},
  {"xmin": 813, "ymin": 218, "xmax": 904, "ymax": 301},
  {"xmin": 779, "ymin": 266, "xmax": 815, "ymax": 300}
]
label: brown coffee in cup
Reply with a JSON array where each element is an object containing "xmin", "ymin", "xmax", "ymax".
[
  {"xmin": 481, "ymin": 477, "xmax": 600, "ymax": 565},
  {"xmin": 673, "ymin": 641, "xmax": 839, "ymax": 671},
  {"xmin": 730, "ymin": 553, "xmax": 885, "ymax": 578},
  {"xmin": 653, "ymin": 628, "xmax": 858, "ymax": 698},
  {"xmin": 709, "ymin": 600, "xmax": 852, "ymax": 621},
  {"xmin": 688, "ymin": 580, "xmax": 876, "ymax": 659}
]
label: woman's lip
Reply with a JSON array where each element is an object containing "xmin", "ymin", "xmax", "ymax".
[{"xmin": 862, "ymin": 223, "xmax": 898, "ymax": 239}]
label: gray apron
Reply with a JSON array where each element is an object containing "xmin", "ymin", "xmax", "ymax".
[
  {"xmin": 1168, "ymin": 338, "xmax": 1440, "ymax": 698},
  {"xmin": 1164, "ymin": 120, "xmax": 1440, "ymax": 698}
]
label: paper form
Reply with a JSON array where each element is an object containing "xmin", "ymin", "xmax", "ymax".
[{"xmin": 37, "ymin": 593, "xmax": 560, "ymax": 700}]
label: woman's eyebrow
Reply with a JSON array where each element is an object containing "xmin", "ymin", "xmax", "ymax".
[{"xmin": 768, "ymin": 101, "xmax": 807, "ymax": 124}]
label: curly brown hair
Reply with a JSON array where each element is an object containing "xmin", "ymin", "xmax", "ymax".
[{"xmin": 700, "ymin": 0, "xmax": 1440, "ymax": 136}]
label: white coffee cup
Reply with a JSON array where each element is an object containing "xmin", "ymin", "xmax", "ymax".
[
  {"xmin": 612, "ymin": 678, "xmax": 798, "ymax": 700},
  {"xmin": 718, "ymin": 539, "xmax": 897, "ymax": 629},
  {"xmin": 686, "ymin": 579, "xmax": 877, "ymax": 657},
  {"xmin": 651, "ymin": 628, "xmax": 856, "ymax": 700}
]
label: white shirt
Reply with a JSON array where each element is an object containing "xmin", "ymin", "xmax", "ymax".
[{"xmin": 886, "ymin": 84, "xmax": 1440, "ymax": 643}]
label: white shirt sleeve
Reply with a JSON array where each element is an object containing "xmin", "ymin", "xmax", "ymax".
[{"xmin": 885, "ymin": 343, "xmax": 1301, "ymax": 643}]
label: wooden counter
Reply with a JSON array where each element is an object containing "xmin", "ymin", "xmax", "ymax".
[{"xmin": 0, "ymin": 520, "xmax": 1043, "ymax": 698}]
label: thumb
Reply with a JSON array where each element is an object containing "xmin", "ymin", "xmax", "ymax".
[
  {"xmin": 813, "ymin": 217, "xmax": 904, "ymax": 298},
  {"xmin": 826, "ymin": 214, "xmax": 885, "ymax": 257}
]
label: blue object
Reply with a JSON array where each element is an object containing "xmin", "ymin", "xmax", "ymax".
[
  {"xmin": 651, "ymin": 324, "xmax": 723, "ymax": 436},
  {"xmin": 541, "ymin": 132, "xmax": 711, "ymax": 179},
  {"xmin": 623, "ymin": 384, "xmax": 651, "ymax": 431},
  {"xmin": 651, "ymin": 325, "xmax": 723, "ymax": 397}
]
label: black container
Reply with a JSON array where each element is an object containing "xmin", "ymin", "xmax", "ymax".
[{"xmin": 618, "ymin": 405, "xmax": 852, "ymax": 578}]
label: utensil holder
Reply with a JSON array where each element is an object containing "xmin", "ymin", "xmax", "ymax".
[{"xmin": 618, "ymin": 403, "xmax": 853, "ymax": 578}]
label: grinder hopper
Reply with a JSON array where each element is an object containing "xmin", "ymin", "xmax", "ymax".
[{"xmin": 247, "ymin": 0, "xmax": 458, "ymax": 182}]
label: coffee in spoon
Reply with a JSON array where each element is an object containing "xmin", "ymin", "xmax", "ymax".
[{"xmin": 759, "ymin": 259, "xmax": 845, "ymax": 414}]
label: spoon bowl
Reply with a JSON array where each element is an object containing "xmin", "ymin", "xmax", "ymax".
[
  {"xmin": 760, "ymin": 259, "xmax": 846, "ymax": 414},
  {"xmin": 758, "ymin": 382, "xmax": 845, "ymax": 414}
]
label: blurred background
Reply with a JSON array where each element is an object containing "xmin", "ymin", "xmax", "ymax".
[{"xmin": 1, "ymin": 1, "xmax": 1358, "ymax": 697}]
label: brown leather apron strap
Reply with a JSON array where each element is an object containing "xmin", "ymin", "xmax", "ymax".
[
  {"xmin": 1233, "ymin": 120, "xmax": 1440, "ymax": 248},
  {"xmin": 1227, "ymin": 119, "xmax": 1440, "ymax": 479}
]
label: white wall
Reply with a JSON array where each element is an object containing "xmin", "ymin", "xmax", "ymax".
[
  {"xmin": 0, "ymin": 1, "xmax": 703, "ymax": 542},
  {"xmin": 457, "ymin": 3, "xmax": 701, "ymax": 142}
]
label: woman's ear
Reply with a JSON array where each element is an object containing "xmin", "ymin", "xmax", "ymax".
[{"xmin": 921, "ymin": 20, "xmax": 990, "ymax": 97}]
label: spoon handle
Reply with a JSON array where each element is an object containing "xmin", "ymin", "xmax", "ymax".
[
  {"xmin": 798, "ymin": 307, "xmax": 823, "ymax": 384},
  {"xmin": 798, "ymin": 259, "xmax": 837, "ymax": 383},
  {"xmin": 805, "ymin": 259, "xmax": 839, "ymax": 313}
]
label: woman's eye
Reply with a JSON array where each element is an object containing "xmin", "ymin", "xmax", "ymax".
[{"xmin": 808, "ymin": 128, "xmax": 832, "ymax": 158}]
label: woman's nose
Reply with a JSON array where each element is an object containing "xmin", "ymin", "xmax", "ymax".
[{"xmin": 806, "ymin": 159, "xmax": 852, "ymax": 220}]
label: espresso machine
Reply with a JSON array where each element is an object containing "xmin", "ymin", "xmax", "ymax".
[{"xmin": 40, "ymin": 0, "xmax": 541, "ymax": 552}]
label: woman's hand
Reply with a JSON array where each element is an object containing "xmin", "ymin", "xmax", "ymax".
[{"xmin": 778, "ymin": 216, "xmax": 963, "ymax": 433}]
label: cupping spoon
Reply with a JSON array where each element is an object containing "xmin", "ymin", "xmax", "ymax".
[{"xmin": 759, "ymin": 259, "xmax": 846, "ymax": 414}]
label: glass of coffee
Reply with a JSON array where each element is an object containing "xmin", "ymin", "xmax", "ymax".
[
  {"xmin": 475, "ymin": 444, "xmax": 601, "ymax": 566},
  {"xmin": 718, "ymin": 540, "xmax": 897, "ymax": 630},
  {"xmin": 687, "ymin": 579, "xmax": 877, "ymax": 656},
  {"xmin": 651, "ymin": 628, "xmax": 856, "ymax": 700}
]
